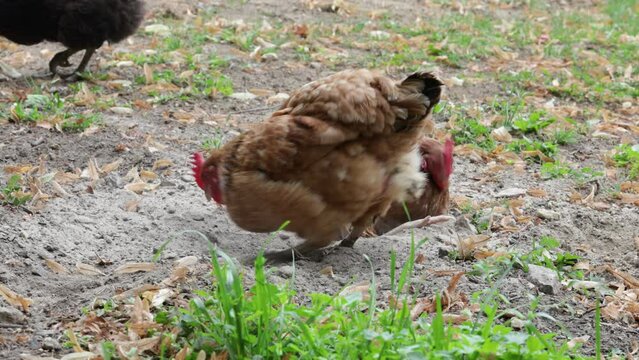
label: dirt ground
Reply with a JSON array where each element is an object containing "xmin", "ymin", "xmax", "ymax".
[{"xmin": 1, "ymin": 0, "xmax": 638, "ymax": 358}]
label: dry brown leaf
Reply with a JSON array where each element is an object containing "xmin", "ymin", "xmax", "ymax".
[
  {"xmin": 113, "ymin": 284, "xmax": 161, "ymax": 301},
  {"xmin": 248, "ymin": 88, "xmax": 275, "ymax": 97},
  {"xmin": 116, "ymin": 337, "xmax": 160, "ymax": 357},
  {"xmin": 339, "ymin": 281, "xmax": 370, "ymax": 301},
  {"xmin": 81, "ymin": 159, "xmax": 100, "ymax": 181},
  {"xmin": 442, "ymin": 313, "xmax": 469, "ymax": 324},
  {"xmin": 491, "ymin": 126, "xmax": 512, "ymax": 143},
  {"xmin": 140, "ymin": 170, "xmax": 158, "ymax": 181},
  {"xmin": 152, "ymin": 159, "xmax": 174, "ymax": 171},
  {"xmin": 319, "ymin": 266, "xmax": 334, "ymax": 277},
  {"xmin": 174, "ymin": 256, "xmax": 198, "ymax": 268},
  {"xmin": 3, "ymin": 165, "xmax": 32, "ymax": 174},
  {"xmin": 75, "ymin": 263, "xmax": 105, "ymax": 276},
  {"xmin": 603, "ymin": 265, "xmax": 639, "ymax": 289},
  {"xmin": 415, "ymin": 253, "xmax": 426, "ymax": 264},
  {"xmin": 619, "ymin": 193, "xmax": 639, "ymax": 206},
  {"xmin": 59, "ymin": 352, "xmax": 97, "ymax": 360},
  {"xmin": 151, "ymin": 288, "xmax": 174, "ymax": 308},
  {"xmin": 567, "ymin": 335, "xmax": 590, "ymax": 350},
  {"xmin": 162, "ymin": 266, "xmax": 190, "ymax": 286},
  {"xmin": 125, "ymin": 182, "xmax": 159, "ymax": 194},
  {"xmin": 100, "ymin": 159, "xmax": 123, "ymax": 174},
  {"xmin": 45, "ymin": 259, "xmax": 69, "ymax": 274},
  {"xmin": 0, "ymin": 283, "xmax": 32, "ymax": 312},
  {"xmin": 175, "ymin": 346, "xmax": 189, "ymax": 360},
  {"xmin": 527, "ymin": 188, "xmax": 547, "ymax": 198},
  {"xmin": 621, "ymin": 182, "xmax": 639, "ymax": 194},
  {"xmin": 143, "ymin": 64, "xmax": 153, "ymax": 84},
  {"xmin": 51, "ymin": 180, "xmax": 69, "ymax": 198},
  {"xmin": 113, "ymin": 262, "xmax": 156, "ymax": 275},
  {"xmin": 458, "ymin": 235, "xmax": 490, "ymax": 259}
]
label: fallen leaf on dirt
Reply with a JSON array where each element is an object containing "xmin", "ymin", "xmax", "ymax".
[
  {"xmin": 339, "ymin": 281, "xmax": 371, "ymax": 301},
  {"xmin": 248, "ymin": 88, "xmax": 275, "ymax": 97},
  {"xmin": 75, "ymin": 263, "xmax": 105, "ymax": 276},
  {"xmin": 458, "ymin": 235, "xmax": 490, "ymax": 260},
  {"xmin": 100, "ymin": 159, "xmax": 123, "ymax": 174},
  {"xmin": 114, "ymin": 262, "xmax": 156, "ymax": 275},
  {"xmin": 602, "ymin": 265, "xmax": 639, "ymax": 289},
  {"xmin": 140, "ymin": 170, "xmax": 158, "ymax": 181},
  {"xmin": 125, "ymin": 181, "xmax": 160, "ymax": 194},
  {"xmin": 50, "ymin": 180, "xmax": 69, "ymax": 198},
  {"xmin": 151, "ymin": 288, "xmax": 174, "ymax": 308},
  {"xmin": 60, "ymin": 352, "xmax": 98, "ymax": 360},
  {"xmin": 45, "ymin": 259, "xmax": 69, "ymax": 274},
  {"xmin": 18, "ymin": 355, "xmax": 58, "ymax": 360},
  {"xmin": 415, "ymin": 253, "xmax": 426, "ymax": 264},
  {"xmin": 143, "ymin": 64, "xmax": 153, "ymax": 84},
  {"xmin": 65, "ymin": 329, "xmax": 84, "ymax": 353},
  {"xmin": 4, "ymin": 165, "xmax": 32, "ymax": 174},
  {"xmin": 491, "ymin": 126, "xmax": 512, "ymax": 143},
  {"xmin": 162, "ymin": 266, "xmax": 190, "ymax": 286},
  {"xmin": 174, "ymin": 256, "xmax": 198, "ymax": 268},
  {"xmin": 319, "ymin": 266, "xmax": 334, "ymax": 277},
  {"xmin": 442, "ymin": 313, "xmax": 469, "ymax": 324},
  {"xmin": 0, "ymin": 283, "xmax": 32, "ymax": 312},
  {"xmin": 115, "ymin": 337, "xmax": 160, "ymax": 358},
  {"xmin": 81, "ymin": 159, "xmax": 100, "ymax": 181},
  {"xmin": 527, "ymin": 188, "xmax": 547, "ymax": 197},
  {"xmin": 114, "ymin": 284, "xmax": 161, "ymax": 302},
  {"xmin": 567, "ymin": 336, "xmax": 590, "ymax": 350},
  {"xmin": 152, "ymin": 159, "xmax": 174, "ymax": 170}
]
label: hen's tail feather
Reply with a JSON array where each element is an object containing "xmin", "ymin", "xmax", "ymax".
[{"xmin": 393, "ymin": 72, "xmax": 443, "ymax": 130}]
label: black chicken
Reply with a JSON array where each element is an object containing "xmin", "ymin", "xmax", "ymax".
[{"xmin": 0, "ymin": 0, "xmax": 145, "ymax": 79}]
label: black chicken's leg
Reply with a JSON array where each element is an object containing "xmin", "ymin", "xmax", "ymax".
[
  {"xmin": 49, "ymin": 48, "xmax": 96, "ymax": 80},
  {"xmin": 49, "ymin": 48, "xmax": 80, "ymax": 75}
]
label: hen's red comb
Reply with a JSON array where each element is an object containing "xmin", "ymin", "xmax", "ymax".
[
  {"xmin": 443, "ymin": 138, "xmax": 454, "ymax": 176},
  {"xmin": 191, "ymin": 152, "xmax": 205, "ymax": 190}
]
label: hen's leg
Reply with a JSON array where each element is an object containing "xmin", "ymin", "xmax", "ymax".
[
  {"xmin": 50, "ymin": 48, "xmax": 96, "ymax": 80},
  {"xmin": 49, "ymin": 48, "xmax": 80, "ymax": 75},
  {"xmin": 383, "ymin": 215, "xmax": 455, "ymax": 236}
]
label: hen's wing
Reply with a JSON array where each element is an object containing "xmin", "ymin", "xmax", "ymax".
[{"xmin": 274, "ymin": 69, "xmax": 442, "ymax": 136}]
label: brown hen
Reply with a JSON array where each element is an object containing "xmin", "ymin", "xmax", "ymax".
[
  {"xmin": 192, "ymin": 69, "xmax": 443, "ymax": 262},
  {"xmin": 363, "ymin": 137, "xmax": 454, "ymax": 237}
]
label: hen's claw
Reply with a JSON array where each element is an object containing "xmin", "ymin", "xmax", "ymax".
[
  {"xmin": 49, "ymin": 48, "xmax": 96, "ymax": 81},
  {"xmin": 384, "ymin": 215, "xmax": 455, "ymax": 236}
]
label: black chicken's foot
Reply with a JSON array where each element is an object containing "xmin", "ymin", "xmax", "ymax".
[
  {"xmin": 49, "ymin": 48, "xmax": 96, "ymax": 80},
  {"xmin": 384, "ymin": 215, "xmax": 455, "ymax": 236}
]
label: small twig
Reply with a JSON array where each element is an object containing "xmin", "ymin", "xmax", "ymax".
[
  {"xmin": 228, "ymin": 105, "xmax": 279, "ymax": 115},
  {"xmin": 384, "ymin": 215, "xmax": 455, "ymax": 236}
]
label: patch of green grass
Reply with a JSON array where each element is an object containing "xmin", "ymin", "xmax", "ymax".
[
  {"xmin": 1, "ymin": 174, "xmax": 31, "ymax": 206},
  {"xmin": 10, "ymin": 93, "xmax": 65, "ymax": 122},
  {"xmin": 540, "ymin": 161, "xmax": 603, "ymax": 183},
  {"xmin": 512, "ymin": 111, "xmax": 556, "ymax": 135},
  {"xmin": 550, "ymin": 128, "xmax": 579, "ymax": 145},
  {"xmin": 138, "ymin": 236, "xmax": 593, "ymax": 359},
  {"xmin": 612, "ymin": 144, "xmax": 639, "ymax": 179},
  {"xmin": 506, "ymin": 137, "xmax": 558, "ymax": 162},
  {"xmin": 451, "ymin": 117, "xmax": 495, "ymax": 150},
  {"xmin": 201, "ymin": 131, "xmax": 224, "ymax": 151},
  {"xmin": 517, "ymin": 236, "xmax": 583, "ymax": 281},
  {"xmin": 61, "ymin": 113, "xmax": 101, "ymax": 133}
]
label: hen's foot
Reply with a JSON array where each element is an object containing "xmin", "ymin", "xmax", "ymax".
[
  {"xmin": 384, "ymin": 215, "xmax": 455, "ymax": 236},
  {"xmin": 49, "ymin": 48, "xmax": 96, "ymax": 80}
]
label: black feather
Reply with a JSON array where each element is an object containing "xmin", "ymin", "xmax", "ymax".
[{"xmin": 0, "ymin": 0, "xmax": 145, "ymax": 75}]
